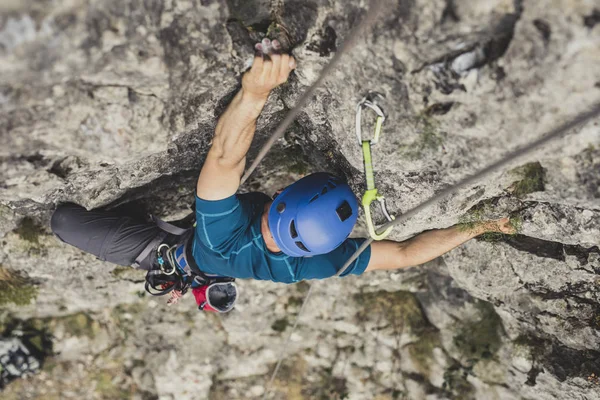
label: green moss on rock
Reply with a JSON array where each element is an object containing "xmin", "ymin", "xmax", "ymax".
[
  {"xmin": 111, "ymin": 303, "xmax": 145, "ymax": 337},
  {"xmin": 59, "ymin": 313, "xmax": 100, "ymax": 337},
  {"xmin": 14, "ymin": 217, "xmax": 42, "ymax": 244},
  {"xmin": 442, "ymin": 362, "xmax": 476, "ymax": 400},
  {"xmin": 272, "ymin": 317, "xmax": 289, "ymax": 332},
  {"xmin": 453, "ymin": 301, "xmax": 504, "ymax": 361},
  {"xmin": 354, "ymin": 290, "xmax": 428, "ymax": 332},
  {"xmin": 295, "ymin": 280, "xmax": 310, "ymax": 294},
  {"xmin": 509, "ymin": 162, "xmax": 545, "ymax": 197},
  {"xmin": 401, "ymin": 113, "xmax": 444, "ymax": 159},
  {"xmin": 407, "ymin": 328, "xmax": 442, "ymax": 375},
  {"xmin": 110, "ymin": 265, "xmax": 144, "ymax": 282},
  {"xmin": 356, "ymin": 290, "xmax": 442, "ymax": 376},
  {"xmin": 111, "ymin": 266, "xmax": 131, "ymax": 277},
  {"xmin": 92, "ymin": 369, "xmax": 130, "ymax": 400},
  {"xmin": 0, "ymin": 266, "xmax": 38, "ymax": 306},
  {"xmin": 265, "ymin": 143, "xmax": 311, "ymax": 176},
  {"xmin": 287, "ymin": 295, "xmax": 305, "ymax": 309},
  {"xmin": 272, "ymin": 356, "xmax": 349, "ymax": 400},
  {"xmin": 17, "ymin": 312, "xmax": 100, "ymax": 338}
]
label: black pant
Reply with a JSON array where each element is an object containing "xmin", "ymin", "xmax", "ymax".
[{"xmin": 50, "ymin": 203, "xmax": 162, "ymax": 268}]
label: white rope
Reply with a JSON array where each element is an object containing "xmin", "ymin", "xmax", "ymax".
[
  {"xmin": 261, "ymin": 101, "xmax": 600, "ymax": 398},
  {"xmin": 262, "ymin": 283, "xmax": 315, "ymax": 400},
  {"xmin": 257, "ymin": 2, "xmax": 388, "ymax": 398},
  {"xmin": 240, "ymin": 0, "xmax": 387, "ymax": 186},
  {"xmin": 334, "ymin": 101, "xmax": 600, "ymax": 278},
  {"xmin": 234, "ymin": 0, "xmax": 600, "ymax": 395}
]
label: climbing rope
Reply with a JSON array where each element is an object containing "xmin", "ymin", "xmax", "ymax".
[
  {"xmin": 335, "ymin": 101, "xmax": 600, "ymax": 277},
  {"xmin": 262, "ymin": 283, "xmax": 315, "ymax": 399},
  {"xmin": 240, "ymin": 0, "xmax": 387, "ymax": 186},
  {"xmin": 261, "ymin": 102, "xmax": 600, "ymax": 399},
  {"xmin": 225, "ymin": 0, "xmax": 600, "ymax": 396},
  {"xmin": 356, "ymin": 92, "xmax": 395, "ymax": 240},
  {"xmin": 256, "ymin": 2, "xmax": 387, "ymax": 398}
]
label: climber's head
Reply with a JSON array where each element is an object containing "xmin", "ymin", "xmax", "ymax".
[{"xmin": 263, "ymin": 173, "xmax": 358, "ymax": 257}]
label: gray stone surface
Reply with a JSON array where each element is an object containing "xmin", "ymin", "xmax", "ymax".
[{"xmin": 1, "ymin": 0, "xmax": 599, "ymax": 399}]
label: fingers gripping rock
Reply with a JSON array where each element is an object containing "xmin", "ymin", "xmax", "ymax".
[
  {"xmin": 251, "ymin": 38, "xmax": 295, "ymax": 70},
  {"xmin": 255, "ymin": 38, "xmax": 277, "ymax": 55}
]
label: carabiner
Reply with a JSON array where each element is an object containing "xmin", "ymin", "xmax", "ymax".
[
  {"xmin": 362, "ymin": 190, "xmax": 395, "ymax": 240},
  {"xmin": 356, "ymin": 92, "xmax": 395, "ymax": 240},
  {"xmin": 157, "ymin": 244, "xmax": 177, "ymax": 275},
  {"xmin": 356, "ymin": 92, "xmax": 386, "ymax": 145}
]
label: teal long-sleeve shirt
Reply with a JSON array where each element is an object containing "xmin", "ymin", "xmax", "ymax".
[{"xmin": 192, "ymin": 192, "xmax": 371, "ymax": 283}]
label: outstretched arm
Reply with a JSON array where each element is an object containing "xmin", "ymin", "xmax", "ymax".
[
  {"xmin": 196, "ymin": 50, "xmax": 296, "ymax": 200},
  {"xmin": 365, "ymin": 218, "xmax": 516, "ymax": 272}
]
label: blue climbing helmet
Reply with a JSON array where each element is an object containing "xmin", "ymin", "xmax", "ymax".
[{"xmin": 268, "ymin": 173, "xmax": 359, "ymax": 257}]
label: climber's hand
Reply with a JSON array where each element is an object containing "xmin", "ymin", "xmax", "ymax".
[
  {"xmin": 242, "ymin": 39, "xmax": 296, "ymax": 99},
  {"xmin": 479, "ymin": 218, "xmax": 517, "ymax": 235}
]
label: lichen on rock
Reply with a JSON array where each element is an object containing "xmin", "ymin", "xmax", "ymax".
[{"xmin": 0, "ymin": 266, "xmax": 38, "ymax": 306}]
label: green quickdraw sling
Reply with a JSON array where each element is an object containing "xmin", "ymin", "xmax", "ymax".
[{"xmin": 356, "ymin": 93, "xmax": 395, "ymax": 240}]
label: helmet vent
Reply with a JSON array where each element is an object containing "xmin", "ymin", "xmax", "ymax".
[
  {"xmin": 327, "ymin": 181, "xmax": 336, "ymax": 189},
  {"xmin": 309, "ymin": 194, "xmax": 319, "ymax": 203},
  {"xmin": 295, "ymin": 241, "xmax": 309, "ymax": 252},
  {"xmin": 289, "ymin": 220, "xmax": 298, "ymax": 239},
  {"xmin": 336, "ymin": 200, "xmax": 353, "ymax": 222},
  {"xmin": 321, "ymin": 187, "xmax": 328, "ymax": 195}
]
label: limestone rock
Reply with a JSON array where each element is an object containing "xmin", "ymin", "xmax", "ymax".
[{"xmin": 1, "ymin": 0, "xmax": 599, "ymax": 399}]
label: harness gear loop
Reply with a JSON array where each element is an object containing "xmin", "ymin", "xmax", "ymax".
[{"xmin": 356, "ymin": 92, "xmax": 395, "ymax": 240}]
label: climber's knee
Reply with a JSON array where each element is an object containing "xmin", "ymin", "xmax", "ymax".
[{"xmin": 50, "ymin": 203, "xmax": 86, "ymax": 242}]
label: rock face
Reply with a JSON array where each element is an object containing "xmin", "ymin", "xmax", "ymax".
[{"xmin": 1, "ymin": 0, "xmax": 599, "ymax": 399}]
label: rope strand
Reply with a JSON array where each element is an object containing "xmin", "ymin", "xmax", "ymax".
[
  {"xmin": 240, "ymin": 0, "xmax": 387, "ymax": 186},
  {"xmin": 335, "ymin": 102, "xmax": 600, "ymax": 278},
  {"xmin": 262, "ymin": 283, "xmax": 315, "ymax": 400},
  {"xmin": 263, "ymin": 102, "xmax": 600, "ymax": 398},
  {"xmin": 241, "ymin": 0, "xmax": 600, "ymax": 395},
  {"xmin": 256, "ymin": 2, "xmax": 388, "ymax": 398}
]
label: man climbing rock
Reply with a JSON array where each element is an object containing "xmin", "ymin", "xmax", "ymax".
[{"xmin": 50, "ymin": 39, "xmax": 515, "ymax": 310}]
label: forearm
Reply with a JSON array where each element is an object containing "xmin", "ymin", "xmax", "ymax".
[
  {"xmin": 396, "ymin": 225, "xmax": 481, "ymax": 268},
  {"xmin": 196, "ymin": 51, "xmax": 294, "ymax": 200},
  {"xmin": 367, "ymin": 224, "xmax": 489, "ymax": 272},
  {"xmin": 212, "ymin": 89, "xmax": 268, "ymax": 166}
]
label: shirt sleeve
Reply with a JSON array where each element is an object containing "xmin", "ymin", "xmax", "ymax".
[
  {"xmin": 195, "ymin": 194, "xmax": 247, "ymax": 254},
  {"xmin": 294, "ymin": 238, "xmax": 371, "ymax": 280}
]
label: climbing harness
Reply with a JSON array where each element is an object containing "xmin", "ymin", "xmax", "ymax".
[
  {"xmin": 134, "ymin": 216, "xmax": 238, "ymax": 313},
  {"xmin": 145, "ymin": 0, "xmax": 598, "ymax": 394},
  {"xmin": 356, "ymin": 92, "xmax": 395, "ymax": 240},
  {"xmin": 144, "ymin": 241, "xmax": 190, "ymax": 297}
]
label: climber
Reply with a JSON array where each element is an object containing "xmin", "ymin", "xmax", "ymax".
[{"xmin": 50, "ymin": 38, "xmax": 515, "ymax": 310}]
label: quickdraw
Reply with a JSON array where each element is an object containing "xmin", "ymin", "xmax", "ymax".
[{"xmin": 356, "ymin": 92, "xmax": 395, "ymax": 240}]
